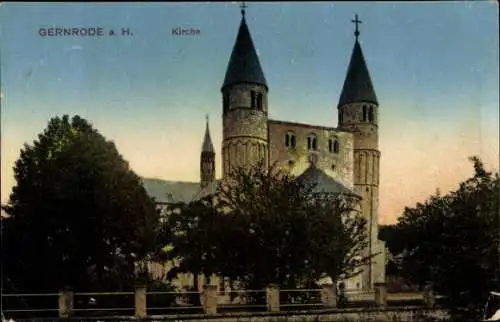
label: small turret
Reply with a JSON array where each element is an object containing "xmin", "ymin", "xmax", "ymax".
[{"xmin": 200, "ymin": 115, "xmax": 215, "ymax": 187}]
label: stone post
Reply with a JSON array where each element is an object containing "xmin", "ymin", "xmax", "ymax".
[
  {"xmin": 374, "ymin": 282, "xmax": 387, "ymax": 307},
  {"xmin": 202, "ymin": 284, "xmax": 218, "ymax": 315},
  {"xmin": 58, "ymin": 286, "xmax": 74, "ymax": 318},
  {"xmin": 320, "ymin": 284, "xmax": 337, "ymax": 308},
  {"xmin": 135, "ymin": 284, "xmax": 147, "ymax": 318},
  {"xmin": 266, "ymin": 284, "xmax": 280, "ymax": 312},
  {"xmin": 423, "ymin": 285, "xmax": 436, "ymax": 307}
]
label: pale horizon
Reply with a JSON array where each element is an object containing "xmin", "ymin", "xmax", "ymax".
[{"xmin": 1, "ymin": 2, "xmax": 499, "ymax": 225}]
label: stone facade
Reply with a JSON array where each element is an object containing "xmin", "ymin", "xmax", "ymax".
[
  {"xmin": 338, "ymin": 101, "xmax": 385, "ymax": 288},
  {"xmin": 144, "ymin": 12, "xmax": 387, "ymax": 293},
  {"xmin": 222, "ymin": 83, "xmax": 269, "ymax": 176},
  {"xmin": 268, "ymin": 120, "xmax": 354, "ymax": 189}
]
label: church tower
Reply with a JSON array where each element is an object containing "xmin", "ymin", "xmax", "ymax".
[
  {"xmin": 221, "ymin": 6, "xmax": 269, "ymax": 177},
  {"xmin": 337, "ymin": 15, "xmax": 383, "ymax": 290},
  {"xmin": 200, "ymin": 115, "xmax": 215, "ymax": 187}
]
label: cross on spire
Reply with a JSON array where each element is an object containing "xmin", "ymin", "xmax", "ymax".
[
  {"xmin": 240, "ymin": 2, "xmax": 247, "ymax": 17},
  {"xmin": 351, "ymin": 14, "xmax": 362, "ymax": 39}
]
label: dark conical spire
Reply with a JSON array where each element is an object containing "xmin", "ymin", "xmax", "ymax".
[
  {"xmin": 202, "ymin": 114, "xmax": 214, "ymax": 153},
  {"xmin": 222, "ymin": 8, "xmax": 267, "ymax": 90},
  {"xmin": 338, "ymin": 16, "xmax": 378, "ymax": 107}
]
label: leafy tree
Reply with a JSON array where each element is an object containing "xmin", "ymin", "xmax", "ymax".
[
  {"xmin": 165, "ymin": 162, "xmax": 371, "ymax": 303},
  {"xmin": 395, "ymin": 157, "xmax": 499, "ymax": 319},
  {"xmin": 2, "ymin": 115, "xmax": 160, "ymax": 293},
  {"xmin": 163, "ymin": 197, "xmax": 221, "ymax": 305}
]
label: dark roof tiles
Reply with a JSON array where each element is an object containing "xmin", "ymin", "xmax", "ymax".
[
  {"xmin": 201, "ymin": 119, "xmax": 215, "ymax": 154},
  {"xmin": 294, "ymin": 164, "xmax": 359, "ymax": 197},
  {"xmin": 338, "ymin": 40, "xmax": 378, "ymax": 107},
  {"xmin": 222, "ymin": 16, "xmax": 267, "ymax": 90}
]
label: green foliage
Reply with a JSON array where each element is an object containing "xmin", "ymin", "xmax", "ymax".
[
  {"xmin": 394, "ymin": 156, "xmax": 499, "ymax": 319},
  {"xmin": 2, "ymin": 115, "xmax": 160, "ymax": 293},
  {"xmin": 165, "ymin": 162, "xmax": 371, "ymax": 298}
]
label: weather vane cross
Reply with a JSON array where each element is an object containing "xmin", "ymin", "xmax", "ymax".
[
  {"xmin": 351, "ymin": 14, "xmax": 362, "ymax": 39},
  {"xmin": 240, "ymin": 2, "xmax": 247, "ymax": 16}
]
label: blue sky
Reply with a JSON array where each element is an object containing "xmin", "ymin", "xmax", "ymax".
[{"xmin": 1, "ymin": 2, "xmax": 498, "ymax": 224}]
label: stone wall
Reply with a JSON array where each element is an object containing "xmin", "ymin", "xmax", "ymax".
[
  {"xmin": 26, "ymin": 307, "xmax": 447, "ymax": 322},
  {"xmin": 153, "ymin": 308, "xmax": 449, "ymax": 321},
  {"xmin": 222, "ymin": 83, "xmax": 269, "ymax": 177},
  {"xmin": 268, "ymin": 120, "xmax": 354, "ymax": 189}
]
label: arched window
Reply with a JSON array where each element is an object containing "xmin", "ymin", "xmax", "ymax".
[
  {"xmin": 362, "ymin": 105, "xmax": 367, "ymax": 122},
  {"xmin": 339, "ymin": 110, "xmax": 343, "ymax": 123},
  {"xmin": 307, "ymin": 134, "xmax": 317, "ymax": 150},
  {"xmin": 257, "ymin": 93, "xmax": 263, "ymax": 110},
  {"xmin": 328, "ymin": 137, "xmax": 340, "ymax": 154},
  {"xmin": 368, "ymin": 106, "xmax": 374, "ymax": 122},
  {"xmin": 285, "ymin": 132, "xmax": 296, "ymax": 148},
  {"xmin": 251, "ymin": 91, "xmax": 264, "ymax": 110}
]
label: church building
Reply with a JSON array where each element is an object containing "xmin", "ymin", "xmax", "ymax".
[{"xmin": 143, "ymin": 8, "xmax": 386, "ymax": 292}]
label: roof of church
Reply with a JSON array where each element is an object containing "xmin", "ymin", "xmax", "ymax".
[
  {"xmin": 294, "ymin": 164, "xmax": 359, "ymax": 197},
  {"xmin": 142, "ymin": 178, "xmax": 219, "ymax": 204},
  {"xmin": 338, "ymin": 39, "xmax": 378, "ymax": 107},
  {"xmin": 202, "ymin": 116, "xmax": 215, "ymax": 153},
  {"xmin": 222, "ymin": 13, "xmax": 267, "ymax": 90}
]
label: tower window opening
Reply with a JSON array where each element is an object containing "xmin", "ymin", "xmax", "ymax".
[
  {"xmin": 339, "ymin": 110, "xmax": 344, "ymax": 123},
  {"xmin": 251, "ymin": 91, "xmax": 263, "ymax": 110},
  {"xmin": 257, "ymin": 92, "xmax": 263, "ymax": 110},
  {"xmin": 223, "ymin": 93, "xmax": 230, "ymax": 114},
  {"xmin": 362, "ymin": 105, "xmax": 367, "ymax": 122},
  {"xmin": 285, "ymin": 133, "xmax": 296, "ymax": 148},
  {"xmin": 368, "ymin": 106, "xmax": 374, "ymax": 122},
  {"xmin": 307, "ymin": 135, "xmax": 317, "ymax": 150}
]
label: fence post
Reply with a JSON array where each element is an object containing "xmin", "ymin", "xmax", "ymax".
[
  {"xmin": 135, "ymin": 284, "xmax": 147, "ymax": 318},
  {"xmin": 58, "ymin": 286, "xmax": 73, "ymax": 318},
  {"xmin": 374, "ymin": 282, "xmax": 387, "ymax": 307},
  {"xmin": 423, "ymin": 284, "xmax": 436, "ymax": 307},
  {"xmin": 202, "ymin": 284, "xmax": 218, "ymax": 315},
  {"xmin": 266, "ymin": 284, "xmax": 280, "ymax": 312},
  {"xmin": 320, "ymin": 284, "xmax": 337, "ymax": 308}
]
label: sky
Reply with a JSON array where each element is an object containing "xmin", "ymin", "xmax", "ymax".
[{"xmin": 1, "ymin": 2, "xmax": 498, "ymax": 225}]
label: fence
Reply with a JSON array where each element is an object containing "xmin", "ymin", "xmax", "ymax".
[{"xmin": 2, "ymin": 283, "xmax": 428, "ymax": 319}]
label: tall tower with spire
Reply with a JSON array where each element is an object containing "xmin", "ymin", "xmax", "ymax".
[
  {"xmin": 221, "ymin": 5, "xmax": 269, "ymax": 177},
  {"xmin": 338, "ymin": 14, "xmax": 384, "ymax": 290},
  {"xmin": 200, "ymin": 115, "xmax": 216, "ymax": 187}
]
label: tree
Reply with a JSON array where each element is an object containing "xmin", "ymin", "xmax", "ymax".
[
  {"xmin": 163, "ymin": 197, "xmax": 221, "ymax": 298},
  {"xmin": 165, "ymin": 162, "xmax": 371, "ymax": 301},
  {"xmin": 395, "ymin": 157, "xmax": 499, "ymax": 319},
  {"xmin": 2, "ymin": 115, "xmax": 160, "ymax": 293}
]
